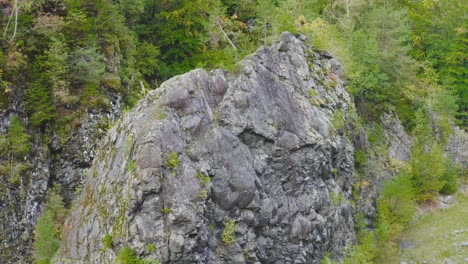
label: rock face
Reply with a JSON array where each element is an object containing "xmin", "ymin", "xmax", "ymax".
[
  {"xmin": 55, "ymin": 33, "xmax": 357, "ymax": 263},
  {"xmin": 0, "ymin": 88, "xmax": 121, "ymax": 263},
  {"xmin": 446, "ymin": 126, "xmax": 468, "ymax": 171}
]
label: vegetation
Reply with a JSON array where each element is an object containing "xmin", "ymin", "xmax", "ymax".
[
  {"xmin": 0, "ymin": 115, "xmax": 31, "ymax": 185},
  {"xmin": 166, "ymin": 151, "xmax": 179, "ymax": 171},
  {"xmin": 116, "ymin": 246, "xmax": 160, "ymax": 264},
  {"xmin": 33, "ymin": 185, "xmax": 68, "ymax": 264},
  {"xmin": 221, "ymin": 218, "xmax": 236, "ymax": 246},
  {"xmin": 196, "ymin": 172, "xmax": 211, "ymax": 187},
  {"xmin": 102, "ymin": 234, "xmax": 113, "ymax": 249},
  {"xmin": 147, "ymin": 243, "xmax": 155, "ymax": 253},
  {"xmin": 400, "ymin": 191, "xmax": 468, "ymax": 263}
]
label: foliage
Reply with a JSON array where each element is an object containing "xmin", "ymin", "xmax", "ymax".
[
  {"xmin": 329, "ymin": 191, "xmax": 345, "ymax": 206},
  {"xmin": 102, "ymin": 234, "xmax": 113, "ymax": 249},
  {"xmin": 161, "ymin": 207, "xmax": 171, "ymax": 215},
  {"xmin": 8, "ymin": 116, "xmax": 30, "ymax": 158},
  {"xmin": 332, "ymin": 109, "xmax": 346, "ymax": 132},
  {"xmin": 69, "ymin": 45, "xmax": 105, "ymax": 86},
  {"xmin": 354, "ymin": 149, "xmax": 367, "ymax": 170},
  {"xmin": 33, "ymin": 185, "xmax": 67, "ymax": 264},
  {"xmin": 116, "ymin": 246, "xmax": 160, "ymax": 264},
  {"xmin": 221, "ymin": 218, "xmax": 236, "ymax": 245},
  {"xmin": 25, "ymin": 74, "xmax": 58, "ymax": 128},
  {"xmin": 343, "ymin": 231, "xmax": 376, "ymax": 264},
  {"xmin": 166, "ymin": 151, "xmax": 179, "ymax": 170},
  {"xmin": 440, "ymin": 160, "xmax": 459, "ymax": 195},
  {"xmin": 377, "ymin": 173, "xmax": 416, "ymax": 229},
  {"xmin": 147, "ymin": 243, "xmax": 155, "ymax": 253},
  {"xmin": 116, "ymin": 246, "xmax": 140, "ymax": 264},
  {"xmin": 136, "ymin": 42, "xmax": 160, "ymax": 78},
  {"xmin": 196, "ymin": 172, "xmax": 211, "ymax": 187},
  {"xmin": 410, "ymin": 144, "xmax": 446, "ymax": 202}
]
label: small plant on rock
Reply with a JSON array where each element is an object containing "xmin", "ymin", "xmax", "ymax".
[
  {"xmin": 221, "ymin": 218, "xmax": 236, "ymax": 246},
  {"xmin": 161, "ymin": 207, "xmax": 171, "ymax": 215},
  {"xmin": 196, "ymin": 172, "xmax": 211, "ymax": 187},
  {"xmin": 166, "ymin": 151, "xmax": 179, "ymax": 171},
  {"xmin": 102, "ymin": 234, "xmax": 113, "ymax": 249}
]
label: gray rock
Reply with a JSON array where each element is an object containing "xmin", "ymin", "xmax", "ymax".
[{"xmin": 54, "ymin": 33, "xmax": 357, "ymax": 264}]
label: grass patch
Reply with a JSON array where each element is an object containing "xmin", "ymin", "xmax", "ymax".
[
  {"xmin": 166, "ymin": 151, "xmax": 179, "ymax": 171},
  {"xmin": 400, "ymin": 189, "xmax": 468, "ymax": 263},
  {"xmin": 102, "ymin": 234, "xmax": 113, "ymax": 249}
]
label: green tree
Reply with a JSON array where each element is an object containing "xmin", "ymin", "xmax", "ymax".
[
  {"xmin": 135, "ymin": 42, "xmax": 160, "ymax": 79},
  {"xmin": 69, "ymin": 45, "xmax": 106, "ymax": 86},
  {"xmin": 25, "ymin": 78, "xmax": 57, "ymax": 127},
  {"xmin": 349, "ymin": 4, "xmax": 415, "ymax": 109},
  {"xmin": 43, "ymin": 34, "xmax": 70, "ymax": 103},
  {"xmin": 410, "ymin": 144, "xmax": 446, "ymax": 202},
  {"xmin": 8, "ymin": 115, "xmax": 30, "ymax": 158},
  {"xmin": 34, "ymin": 185, "xmax": 67, "ymax": 264}
]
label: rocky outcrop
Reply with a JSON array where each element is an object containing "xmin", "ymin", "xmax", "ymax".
[
  {"xmin": 0, "ymin": 89, "xmax": 121, "ymax": 263},
  {"xmin": 54, "ymin": 33, "xmax": 358, "ymax": 263},
  {"xmin": 446, "ymin": 126, "xmax": 468, "ymax": 170}
]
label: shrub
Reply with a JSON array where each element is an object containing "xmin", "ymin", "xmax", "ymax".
[
  {"xmin": 332, "ymin": 110, "xmax": 346, "ymax": 132},
  {"xmin": 126, "ymin": 160, "xmax": 136, "ymax": 175},
  {"xmin": 440, "ymin": 160, "xmax": 459, "ymax": 195},
  {"xmin": 136, "ymin": 42, "xmax": 160, "ymax": 78},
  {"xmin": 70, "ymin": 45, "xmax": 105, "ymax": 86},
  {"xmin": 198, "ymin": 189, "xmax": 208, "ymax": 199},
  {"xmin": 196, "ymin": 172, "xmax": 211, "ymax": 187},
  {"xmin": 410, "ymin": 144, "xmax": 446, "ymax": 202},
  {"xmin": 330, "ymin": 191, "xmax": 346, "ymax": 206},
  {"xmin": 166, "ymin": 152, "xmax": 179, "ymax": 170},
  {"xmin": 33, "ymin": 185, "xmax": 67, "ymax": 264},
  {"xmin": 343, "ymin": 231, "xmax": 376, "ymax": 264},
  {"xmin": 354, "ymin": 149, "xmax": 367, "ymax": 169},
  {"xmin": 116, "ymin": 246, "xmax": 160, "ymax": 264},
  {"xmin": 147, "ymin": 243, "xmax": 155, "ymax": 253},
  {"xmin": 377, "ymin": 173, "xmax": 416, "ymax": 229},
  {"xmin": 116, "ymin": 246, "xmax": 139, "ymax": 264},
  {"xmin": 101, "ymin": 72, "xmax": 122, "ymax": 91},
  {"xmin": 102, "ymin": 234, "xmax": 113, "ymax": 249}
]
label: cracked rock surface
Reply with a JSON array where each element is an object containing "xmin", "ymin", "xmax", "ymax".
[{"xmin": 54, "ymin": 32, "xmax": 357, "ymax": 263}]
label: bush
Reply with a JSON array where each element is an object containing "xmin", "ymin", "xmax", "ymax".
[
  {"xmin": 440, "ymin": 160, "xmax": 459, "ymax": 195},
  {"xmin": 116, "ymin": 246, "xmax": 160, "ymax": 264},
  {"xmin": 136, "ymin": 42, "xmax": 160, "ymax": 78},
  {"xmin": 343, "ymin": 231, "xmax": 376, "ymax": 264},
  {"xmin": 8, "ymin": 116, "xmax": 31, "ymax": 158},
  {"xmin": 332, "ymin": 110, "xmax": 346, "ymax": 132},
  {"xmin": 196, "ymin": 172, "xmax": 211, "ymax": 187},
  {"xmin": 102, "ymin": 234, "xmax": 113, "ymax": 249},
  {"xmin": 116, "ymin": 246, "xmax": 139, "ymax": 264},
  {"xmin": 34, "ymin": 185, "xmax": 67, "ymax": 264},
  {"xmin": 354, "ymin": 149, "xmax": 367, "ymax": 169},
  {"xmin": 377, "ymin": 173, "xmax": 416, "ymax": 229},
  {"xmin": 101, "ymin": 72, "xmax": 122, "ymax": 91},
  {"xmin": 166, "ymin": 152, "xmax": 179, "ymax": 170},
  {"xmin": 410, "ymin": 144, "xmax": 446, "ymax": 202}
]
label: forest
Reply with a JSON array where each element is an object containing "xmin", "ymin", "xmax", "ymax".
[{"xmin": 0, "ymin": 0, "xmax": 466, "ymax": 263}]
